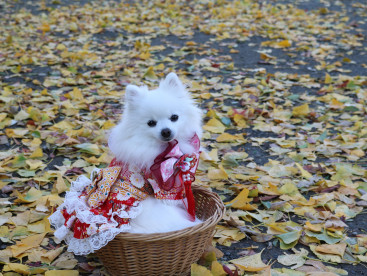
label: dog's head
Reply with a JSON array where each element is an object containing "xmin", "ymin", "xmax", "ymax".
[{"xmin": 123, "ymin": 72, "xmax": 201, "ymax": 144}]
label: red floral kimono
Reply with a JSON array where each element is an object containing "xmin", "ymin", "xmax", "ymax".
[{"xmin": 49, "ymin": 134, "xmax": 200, "ymax": 255}]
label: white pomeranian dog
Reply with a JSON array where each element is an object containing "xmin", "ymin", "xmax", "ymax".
[{"xmin": 108, "ymin": 72, "xmax": 203, "ymax": 233}]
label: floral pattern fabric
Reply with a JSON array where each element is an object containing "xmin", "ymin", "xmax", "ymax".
[
  {"xmin": 49, "ymin": 134, "xmax": 200, "ymax": 255},
  {"xmin": 59, "ymin": 163, "xmax": 153, "ymax": 240}
]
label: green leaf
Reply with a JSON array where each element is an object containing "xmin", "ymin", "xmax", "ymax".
[
  {"xmin": 67, "ymin": 67, "xmax": 78, "ymax": 73},
  {"xmin": 346, "ymin": 80, "xmax": 356, "ymax": 90},
  {"xmin": 276, "ymin": 231, "xmax": 301, "ymax": 245},
  {"xmin": 317, "ymin": 130, "xmax": 327, "ymax": 142},
  {"xmin": 12, "ymin": 154, "xmax": 27, "ymax": 168},
  {"xmin": 220, "ymin": 117, "xmax": 231, "ymax": 126},
  {"xmin": 279, "ymin": 239, "xmax": 298, "ymax": 250},
  {"xmin": 24, "ymin": 187, "xmax": 43, "ymax": 202},
  {"xmin": 31, "ymin": 131, "xmax": 41, "ymax": 138},
  {"xmin": 75, "ymin": 143, "xmax": 101, "ymax": 155},
  {"xmin": 305, "ymin": 229, "xmax": 342, "ymax": 244},
  {"xmin": 10, "ymin": 226, "xmax": 30, "ymax": 238},
  {"xmin": 261, "ymin": 201, "xmax": 271, "ymax": 209},
  {"xmin": 17, "ymin": 170, "xmax": 36, "ymax": 177},
  {"xmin": 343, "ymin": 106, "xmax": 359, "ymax": 112},
  {"xmin": 222, "ymin": 152, "xmax": 249, "ymax": 168}
]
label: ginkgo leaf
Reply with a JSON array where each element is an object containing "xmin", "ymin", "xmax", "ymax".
[
  {"xmin": 29, "ymin": 147, "xmax": 43, "ymax": 158},
  {"xmin": 276, "ymin": 231, "xmax": 301, "ymax": 249},
  {"xmin": 69, "ymin": 87, "xmax": 84, "ymax": 101},
  {"xmin": 309, "ymin": 245, "xmax": 342, "ymax": 263},
  {"xmin": 230, "ymin": 250, "xmax": 269, "ymax": 271},
  {"xmin": 325, "ymin": 73, "xmax": 332, "ymax": 84},
  {"xmin": 295, "ymin": 163, "xmax": 312, "ymax": 179},
  {"xmin": 191, "ymin": 263, "xmax": 213, "ymax": 276},
  {"xmin": 208, "ymin": 165, "xmax": 228, "ymax": 180},
  {"xmin": 26, "ymin": 159, "xmax": 44, "ymax": 170},
  {"xmin": 10, "ymin": 233, "xmax": 46, "ymax": 257},
  {"xmin": 304, "ymin": 221, "xmax": 323, "ymax": 233},
  {"xmin": 276, "ymin": 40, "xmax": 292, "ymax": 48},
  {"xmin": 211, "ymin": 261, "xmax": 226, "ymax": 276},
  {"xmin": 315, "ymin": 243, "xmax": 347, "ymax": 257},
  {"xmin": 233, "ymin": 113, "xmax": 248, "ymax": 127},
  {"xmin": 292, "ymin": 104, "xmax": 309, "ymax": 117},
  {"xmin": 279, "ymin": 182, "xmax": 300, "ymax": 196},
  {"xmin": 203, "ymin": 118, "xmax": 226, "ymax": 133},
  {"xmin": 225, "ymin": 188, "xmax": 256, "ymax": 210},
  {"xmin": 15, "ymin": 187, "xmax": 43, "ymax": 203},
  {"xmin": 143, "ymin": 66, "xmax": 158, "ymax": 80},
  {"xmin": 305, "ymin": 230, "xmax": 342, "ymax": 244},
  {"xmin": 277, "ymin": 248, "xmax": 308, "ymax": 269},
  {"xmin": 216, "ymin": 133, "xmax": 244, "ymax": 142},
  {"xmin": 0, "ymin": 213, "xmax": 11, "ymax": 226},
  {"xmin": 222, "ymin": 151, "xmax": 249, "ymax": 168},
  {"xmin": 75, "ymin": 143, "xmax": 101, "ymax": 155},
  {"xmin": 3, "ymin": 263, "xmax": 31, "ymax": 274},
  {"xmin": 0, "ymin": 248, "xmax": 12, "ymax": 263},
  {"xmin": 54, "ymin": 173, "xmax": 69, "ymax": 194}
]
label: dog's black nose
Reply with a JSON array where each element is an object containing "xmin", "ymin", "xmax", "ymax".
[{"xmin": 161, "ymin": 128, "xmax": 172, "ymax": 139}]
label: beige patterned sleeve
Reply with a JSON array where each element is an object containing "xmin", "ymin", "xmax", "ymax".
[{"xmin": 86, "ymin": 167, "xmax": 122, "ymax": 208}]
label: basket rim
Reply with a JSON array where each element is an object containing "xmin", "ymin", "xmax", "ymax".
[{"xmin": 112, "ymin": 185, "xmax": 225, "ymax": 242}]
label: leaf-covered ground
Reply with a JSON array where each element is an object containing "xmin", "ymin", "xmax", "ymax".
[{"xmin": 1, "ymin": 0, "xmax": 367, "ymax": 275}]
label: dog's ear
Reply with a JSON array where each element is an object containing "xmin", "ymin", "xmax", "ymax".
[
  {"xmin": 160, "ymin": 72, "xmax": 186, "ymax": 95},
  {"xmin": 164, "ymin": 72, "xmax": 182, "ymax": 88},
  {"xmin": 125, "ymin": 85, "xmax": 142, "ymax": 104}
]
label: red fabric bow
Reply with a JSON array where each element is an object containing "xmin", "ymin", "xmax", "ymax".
[{"xmin": 150, "ymin": 134, "xmax": 200, "ymax": 221}]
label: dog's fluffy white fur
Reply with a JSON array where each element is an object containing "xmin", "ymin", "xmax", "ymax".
[{"xmin": 108, "ymin": 72, "xmax": 202, "ymax": 233}]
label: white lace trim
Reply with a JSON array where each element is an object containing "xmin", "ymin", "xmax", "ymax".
[
  {"xmin": 49, "ymin": 170, "xmax": 143, "ymax": 255},
  {"xmin": 64, "ymin": 224, "xmax": 131, "ymax": 255}
]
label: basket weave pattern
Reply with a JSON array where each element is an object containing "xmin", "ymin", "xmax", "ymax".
[{"xmin": 96, "ymin": 185, "xmax": 225, "ymax": 276}]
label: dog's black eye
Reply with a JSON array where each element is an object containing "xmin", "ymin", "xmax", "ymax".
[
  {"xmin": 170, "ymin": 114, "xmax": 179, "ymax": 122},
  {"xmin": 147, "ymin": 120, "xmax": 157, "ymax": 127}
]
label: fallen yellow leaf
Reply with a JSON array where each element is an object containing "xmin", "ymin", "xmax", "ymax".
[
  {"xmin": 15, "ymin": 187, "xmax": 43, "ymax": 203},
  {"xmin": 225, "ymin": 188, "xmax": 256, "ymax": 211},
  {"xmin": 3, "ymin": 263, "xmax": 30, "ymax": 275},
  {"xmin": 233, "ymin": 113, "xmax": 247, "ymax": 128},
  {"xmin": 315, "ymin": 243, "xmax": 347, "ymax": 257},
  {"xmin": 295, "ymin": 163, "xmax": 312, "ymax": 179},
  {"xmin": 230, "ymin": 250, "xmax": 269, "ymax": 272},
  {"xmin": 143, "ymin": 66, "xmax": 157, "ymax": 80},
  {"xmin": 191, "ymin": 263, "xmax": 213, "ymax": 276},
  {"xmin": 304, "ymin": 221, "xmax": 323, "ymax": 233},
  {"xmin": 70, "ymin": 87, "xmax": 84, "ymax": 101},
  {"xmin": 208, "ymin": 165, "xmax": 228, "ymax": 180},
  {"xmin": 211, "ymin": 261, "xmax": 226, "ymax": 276},
  {"xmin": 325, "ymin": 73, "xmax": 332, "ymax": 84},
  {"xmin": 330, "ymin": 98, "xmax": 344, "ymax": 109},
  {"xmin": 276, "ymin": 40, "xmax": 291, "ymax": 48},
  {"xmin": 203, "ymin": 118, "xmax": 226, "ymax": 133},
  {"xmin": 292, "ymin": 103, "xmax": 309, "ymax": 117},
  {"xmin": 29, "ymin": 147, "xmax": 43, "ymax": 158},
  {"xmin": 26, "ymin": 159, "xmax": 44, "ymax": 170},
  {"xmin": 39, "ymin": 23, "xmax": 50, "ymax": 33},
  {"xmin": 10, "ymin": 233, "xmax": 46, "ymax": 257},
  {"xmin": 216, "ymin": 133, "xmax": 241, "ymax": 142},
  {"xmin": 54, "ymin": 173, "xmax": 68, "ymax": 194},
  {"xmin": 0, "ymin": 248, "xmax": 12, "ymax": 263}
]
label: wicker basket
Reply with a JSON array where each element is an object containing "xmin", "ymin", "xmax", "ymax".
[{"xmin": 96, "ymin": 185, "xmax": 225, "ymax": 276}]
